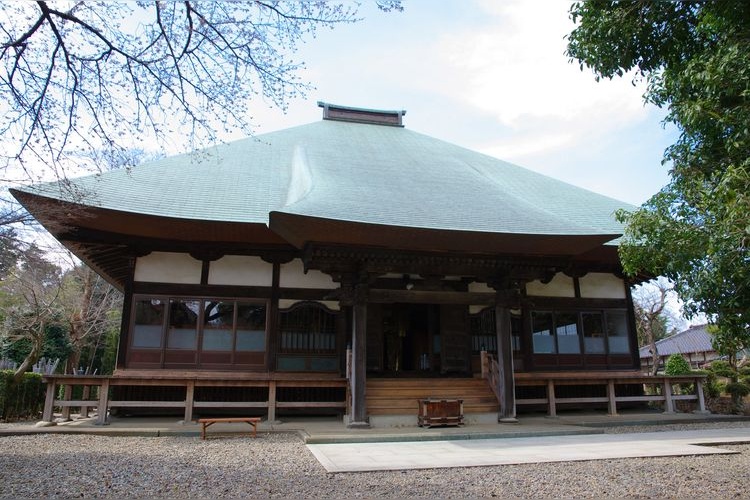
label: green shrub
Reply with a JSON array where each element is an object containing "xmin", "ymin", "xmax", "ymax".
[
  {"xmin": 696, "ymin": 370, "xmax": 721, "ymax": 399},
  {"xmin": 665, "ymin": 354, "xmax": 692, "ymax": 375},
  {"xmin": 738, "ymin": 366, "xmax": 750, "ymax": 377},
  {"xmin": 0, "ymin": 370, "xmax": 45, "ymax": 421},
  {"xmin": 716, "ymin": 381, "xmax": 728, "ymax": 395},
  {"xmin": 709, "ymin": 360, "xmax": 736, "ymax": 378},
  {"xmin": 725, "ymin": 381, "xmax": 750, "ymax": 400},
  {"xmin": 704, "ymin": 379, "xmax": 723, "ymax": 399}
]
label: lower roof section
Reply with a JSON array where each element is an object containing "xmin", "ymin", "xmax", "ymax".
[
  {"xmin": 12, "ymin": 190, "xmax": 287, "ymax": 245},
  {"xmin": 13, "ymin": 189, "xmax": 624, "ymax": 289},
  {"xmin": 269, "ymin": 212, "xmax": 620, "ymax": 257}
]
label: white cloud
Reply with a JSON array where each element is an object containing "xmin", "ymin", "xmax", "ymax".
[
  {"xmin": 435, "ymin": 0, "xmax": 649, "ymax": 159},
  {"xmin": 202, "ymin": 0, "xmax": 674, "ymax": 204}
]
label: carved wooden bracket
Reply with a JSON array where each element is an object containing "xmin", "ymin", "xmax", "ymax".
[{"xmin": 189, "ymin": 249, "xmax": 225, "ymax": 262}]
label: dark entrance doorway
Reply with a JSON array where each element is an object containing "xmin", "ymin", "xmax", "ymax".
[
  {"xmin": 381, "ymin": 303, "xmax": 438, "ymax": 374},
  {"xmin": 366, "ymin": 303, "xmax": 472, "ymax": 377}
]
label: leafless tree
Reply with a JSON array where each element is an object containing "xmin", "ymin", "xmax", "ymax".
[
  {"xmin": 0, "ymin": 244, "xmax": 63, "ymax": 381},
  {"xmin": 0, "ymin": 1, "xmax": 401, "ymax": 183},
  {"xmin": 632, "ymin": 279, "xmax": 677, "ymax": 375},
  {"xmin": 59, "ymin": 263, "xmax": 121, "ymax": 374},
  {"xmin": 1, "ymin": 246, "xmax": 122, "ymax": 380}
]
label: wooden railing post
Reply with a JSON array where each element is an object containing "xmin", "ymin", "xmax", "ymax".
[
  {"xmin": 96, "ymin": 379, "xmax": 110, "ymax": 425},
  {"xmin": 267, "ymin": 380, "xmax": 277, "ymax": 423},
  {"xmin": 61, "ymin": 383, "xmax": 73, "ymax": 421},
  {"xmin": 695, "ymin": 377, "xmax": 709, "ymax": 414},
  {"xmin": 480, "ymin": 350, "xmax": 488, "ymax": 379},
  {"xmin": 41, "ymin": 378, "xmax": 57, "ymax": 424},
  {"xmin": 184, "ymin": 380, "xmax": 195, "ymax": 423},
  {"xmin": 607, "ymin": 379, "xmax": 617, "ymax": 416},
  {"xmin": 80, "ymin": 385, "xmax": 91, "ymax": 418},
  {"xmin": 662, "ymin": 378, "xmax": 675, "ymax": 414},
  {"xmin": 546, "ymin": 378, "xmax": 557, "ymax": 417}
]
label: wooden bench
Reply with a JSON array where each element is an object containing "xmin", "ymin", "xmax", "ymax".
[{"xmin": 198, "ymin": 417, "xmax": 261, "ymax": 440}]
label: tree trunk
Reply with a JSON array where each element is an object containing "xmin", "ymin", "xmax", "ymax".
[
  {"xmin": 66, "ymin": 267, "xmax": 94, "ymax": 374},
  {"xmin": 65, "ymin": 348, "xmax": 82, "ymax": 375},
  {"xmin": 650, "ymin": 339, "xmax": 659, "ymax": 376},
  {"xmin": 13, "ymin": 324, "xmax": 44, "ymax": 383}
]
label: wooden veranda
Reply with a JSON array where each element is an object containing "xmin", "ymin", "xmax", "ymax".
[
  {"xmin": 481, "ymin": 352, "xmax": 710, "ymax": 417},
  {"xmin": 41, "ymin": 362, "xmax": 709, "ymax": 425},
  {"xmin": 40, "ymin": 371, "xmax": 347, "ymax": 425}
]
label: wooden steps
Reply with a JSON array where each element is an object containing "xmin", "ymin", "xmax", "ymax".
[{"xmin": 366, "ymin": 378, "xmax": 499, "ymax": 415}]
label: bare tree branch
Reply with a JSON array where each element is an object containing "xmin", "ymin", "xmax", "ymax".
[
  {"xmin": 633, "ymin": 279, "xmax": 678, "ymax": 375},
  {"xmin": 0, "ymin": 1, "xmax": 395, "ymax": 187}
]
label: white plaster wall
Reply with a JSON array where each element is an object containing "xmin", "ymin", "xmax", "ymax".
[
  {"xmin": 579, "ymin": 273, "xmax": 626, "ymax": 299},
  {"xmin": 469, "ymin": 304, "xmax": 488, "ymax": 314},
  {"xmin": 469, "ymin": 305, "xmax": 521, "ymax": 315},
  {"xmin": 278, "ymin": 299, "xmax": 340, "ymax": 311},
  {"xmin": 279, "ymin": 259, "xmax": 336, "ymax": 289},
  {"xmin": 525, "ymin": 273, "xmax": 575, "ymax": 298},
  {"xmin": 208, "ymin": 255, "xmax": 273, "ymax": 287},
  {"xmin": 468, "ymin": 281, "xmax": 493, "ymax": 293},
  {"xmin": 134, "ymin": 252, "xmax": 202, "ymax": 284}
]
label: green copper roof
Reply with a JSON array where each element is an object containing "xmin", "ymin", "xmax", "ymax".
[{"xmin": 17, "ymin": 117, "xmax": 633, "ymax": 241}]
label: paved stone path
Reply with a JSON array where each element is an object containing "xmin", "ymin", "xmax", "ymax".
[{"xmin": 307, "ymin": 427, "xmax": 750, "ymax": 472}]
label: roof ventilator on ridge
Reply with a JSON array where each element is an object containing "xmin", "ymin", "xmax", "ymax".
[{"xmin": 317, "ymin": 101, "xmax": 406, "ymax": 127}]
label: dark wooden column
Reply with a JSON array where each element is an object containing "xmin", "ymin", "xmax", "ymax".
[
  {"xmin": 266, "ymin": 262, "xmax": 281, "ymax": 372},
  {"xmin": 348, "ymin": 281, "xmax": 370, "ymax": 428},
  {"xmin": 115, "ymin": 256, "xmax": 136, "ymax": 370},
  {"xmin": 494, "ymin": 301, "xmax": 517, "ymax": 421},
  {"xmin": 624, "ymin": 279, "xmax": 641, "ymax": 370},
  {"xmin": 487, "ymin": 277, "xmax": 523, "ymax": 423}
]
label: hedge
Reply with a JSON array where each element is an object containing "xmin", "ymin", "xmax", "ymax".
[{"xmin": 0, "ymin": 370, "xmax": 45, "ymax": 421}]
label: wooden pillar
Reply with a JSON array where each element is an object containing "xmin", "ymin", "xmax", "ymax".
[
  {"xmin": 267, "ymin": 262, "xmax": 281, "ymax": 372},
  {"xmin": 494, "ymin": 303, "xmax": 517, "ymax": 422},
  {"xmin": 348, "ymin": 282, "xmax": 369, "ymax": 428},
  {"xmin": 116, "ymin": 257, "xmax": 136, "ymax": 370},
  {"xmin": 624, "ymin": 283, "xmax": 640, "ymax": 369}
]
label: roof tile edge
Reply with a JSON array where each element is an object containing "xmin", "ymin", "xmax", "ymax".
[{"xmin": 317, "ymin": 101, "xmax": 406, "ymax": 127}]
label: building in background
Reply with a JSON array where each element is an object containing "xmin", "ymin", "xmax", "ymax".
[{"xmin": 639, "ymin": 324, "xmax": 719, "ymax": 371}]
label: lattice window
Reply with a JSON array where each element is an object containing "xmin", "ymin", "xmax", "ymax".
[
  {"xmin": 279, "ymin": 302, "xmax": 337, "ymax": 354},
  {"xmin": 470, "ymin": 307, "xmax": 497, "ymax": 353},
  {"xmin": 470, "ymin": 308, "xmax": 522, "ymax": 354}
]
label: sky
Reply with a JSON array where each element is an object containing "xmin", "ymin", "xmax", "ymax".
[{"xmin": 247, "ymin": 0, "xmax": 678, "ymax": 207}]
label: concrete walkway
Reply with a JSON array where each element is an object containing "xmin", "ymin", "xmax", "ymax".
[
  {"xmin": 307, "ymin": 427, "xmax": 750, "ymax": 472},
  {"xmin": 3, "ymin": 411, "xmax": 749, "ymax": 472},
  {"xmin": 1, "ymin": 410, "xmax": 744, "ymax": 442}
]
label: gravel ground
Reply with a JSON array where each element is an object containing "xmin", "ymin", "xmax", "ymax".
[{"xmin": 1, "ymin": 422, "xmax": 750, "ymax": 499}]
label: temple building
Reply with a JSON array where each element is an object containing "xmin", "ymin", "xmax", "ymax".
[{"xmin": 12, "ymin": 102, "xmax": 642, "ymax": 427}]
